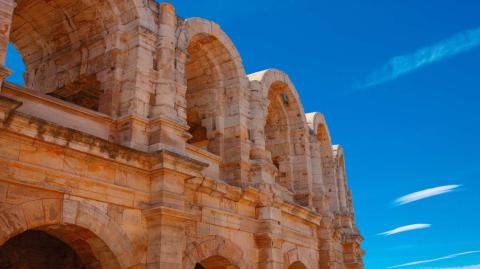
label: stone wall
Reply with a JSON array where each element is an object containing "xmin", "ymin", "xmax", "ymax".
[{"xmin": 0, "ymin": 1, "xmax": 363, "ymax": 269}]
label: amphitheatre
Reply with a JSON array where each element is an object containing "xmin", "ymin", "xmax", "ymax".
[{"xmin": 0, "ymin": 1, "xmax": 363, "ymax": 268}]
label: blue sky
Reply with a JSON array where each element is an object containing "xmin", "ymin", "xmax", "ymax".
[{"xmin": 5, "ymin": 1, "xmax": 480, "ymax": 268}]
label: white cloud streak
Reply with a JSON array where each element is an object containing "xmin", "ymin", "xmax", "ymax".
[
  {"xmin": 379, "ymin": 224, "xmax": 431, "ymax": 236},
  {"xmin": 424, "ymin": 265, "xmax": 480, "ymax": 269},
  {"xmin": 388, "ymin": 251, "xmax": 480, "ymax": 268},
  {"xmin": 355, "ymin": 26, "xmax": 480, "ymax": 89},
  {"xmin": 394, "ymin": 185, "xmax": 461, "ymax": 206}
]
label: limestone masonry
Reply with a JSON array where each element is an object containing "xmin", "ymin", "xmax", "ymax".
[{"xmin": 0, "ymin": 1, "xmax": 363, "ymax": 268}]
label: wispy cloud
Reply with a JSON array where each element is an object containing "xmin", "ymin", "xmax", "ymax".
[
  {"xmin": 379, "ymin": 224, "xmax": 431, "ymax": 236},
  {"xmin": 394, "ymin": 185, "xmax": 461, "ymax": 206},
  {"xmin": 424, "ymin": 265, "xmax": 480, "ymax": 269},
  {"xmin": 355, "ymin": 26, "xmax": 480, "ymax": 89},
  {"xmin": 388, "ymin": 251, "xmax": 480, "ymax": 268}
]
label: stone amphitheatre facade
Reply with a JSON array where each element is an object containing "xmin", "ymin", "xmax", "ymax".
[{"xmin": 0, "ymin": 1, "xmax": 363, "ymax": 268}]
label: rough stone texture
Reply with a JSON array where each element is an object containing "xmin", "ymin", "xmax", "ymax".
[{"xmin": 0, "ymin": 1, "xmax": 363, "ymax": 269}]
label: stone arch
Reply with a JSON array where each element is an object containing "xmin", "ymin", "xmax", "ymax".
[
  {"xmin": 177, "ymin": 18, "xmax": 246, "ymax": 148},
  {"xmin": 182, "ymin": 235, "xmax": 247, "ymax": 269},
  {"xmin": 249, "ymin": 69, "xmax": 312, "ymax": 206},
  {"xmin": 5, "ymin": 0, "xmax": 144, "ymax": 114},
  {"xmin": 306, "ymin": 112, "xmax": 333, "ymax": 212},
  {"xmin": 305, "ymin": 112, "xmax": 332, "ymax": 147},
  {"xmin": 176, "ymin": 18, "xmax": 248, "ymax": 183},
  {"xmin": 176, "ymin": 18, "xmax": 246, "ymax": 82},
  {"xmin": 0, "ymin": 198, "xmax": 138, "ymax": 269}
]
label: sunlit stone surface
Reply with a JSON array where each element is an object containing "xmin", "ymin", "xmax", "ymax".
[{"xmin": 0, "ymin": 1, "xmax": 363, "ymax": 268}]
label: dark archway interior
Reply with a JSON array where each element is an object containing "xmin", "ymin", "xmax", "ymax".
[
  {"xmin": 0, "ymin": 230, "xmax": 87, "ymax": 269},
  {"xmin": 288, "ymin": 261, "xmax": 308, "ymax": 269},
  {"xmin": 195, "ymin": 263, "xmax": 206, "ymax": 269},
  {"xmin": 195, "ymin": 255, "xmax": 238, "ymax": 269}
]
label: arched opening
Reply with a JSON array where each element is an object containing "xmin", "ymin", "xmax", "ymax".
[
  {"xmin": 5, "ymin": 42, "xmax": 25, "ymax": 85},
  {"xmin": 264, "ymin": 82, "xmax": 294, "ymax": 191},
  {"xmin": 185, "ymin": 33, "xmax": 238, "ymax": 156},
  {"xmin": 0, "ymin": 230, "xmax": 86, "ymax": 269},
  {"xmin": 194, "ymin": 255, "xmax": 238, "ymax": 269},
  {"xmin": 288, "ymin": 261, "xmax": 308, "ymax": 269},
  {"xmin": 264, "ymin": 81, "xmax": 310, "ymax": 203},
  {"xmin": 0, "ymin": 225, "xmax": 121, "ymax": 269},
  {"xmin": 6, "ymin": 0, "xmax": 123, "ymax": 114}
]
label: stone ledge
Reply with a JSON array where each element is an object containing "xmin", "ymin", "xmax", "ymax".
[{"xmin": 0, "ymin": 99, "xmax": 208, "ymax": 176}]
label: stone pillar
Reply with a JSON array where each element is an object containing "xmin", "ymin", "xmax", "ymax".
[
  {"xmin": 318, "ymin": 216, "xmax": 344, "ymax": 269},
  {"xmin": 255, "ymin": 206, "xmax": 284, "ymax": 269},
  {"xmin": 151, "ymin": 3, "xmax": 177, "ymax": 118},
  {"xmin": 249, "ymin": 81, "xmax": 276, "ymax": 186},
  {"xmin": 323, "ymin": 148, "xmax": 340, "ymax": 213},
  {"xmin": 143, "ymin": 150, "xmax": 206, "ymax": 268},
  {"xmin": 310, "ymin": 137, "xmax": 329, "ymax": 214},
  {"xmin": 221, "ymin": 79, "xmax": 252, "ymax": 187},
  {"xmin": 116, "ymin": 4, "xmax": 190, "ymax": 153},
  {"xmin": 146, "ymin": 3, "xmax": 190, "ymax": 153},
  {"xmin": 343, "ymin": 234, "xmax": 364, "ymax": 269},
  {"xmin": 144, "ymin": 209, "xmax": 188, "ymax": 269},
  {"xmin": 0, "ymin": 0, "xmax": 15, "ymax": 90}
]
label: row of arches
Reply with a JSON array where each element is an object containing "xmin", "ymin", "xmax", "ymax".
[
  {"xmin": 1, "ymin": 1, "xmax": 350, "ymax": 210},
  {"xmin": 0, "ymin": 199, "xmax": 311, "ymax": 269},
  {"xmin": 1, "ymin": 231, "xmax": 310, "ymax": 269}
]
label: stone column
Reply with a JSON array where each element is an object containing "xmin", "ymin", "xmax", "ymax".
[
  {"xmin": 0, "ymin": 0, "xmax": 15, "ymax": 90},
  {"xmin": 255, "ymin": 206, "xmax": 284, "ymax": 269}
]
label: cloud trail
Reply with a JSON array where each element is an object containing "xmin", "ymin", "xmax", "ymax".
[
  {"xmin": 379, "ymin": 224, "xmax": 431, "ymax": 236},
  {"xmin": 355, "ymin": 26, "xmax": 480, "ymax": 89},
  {"xmin": 424, "ymin": 265, "xmax": 480, "ymax": 269},
  {"xmin": 394, "ymin": 185, "xmax": 461, "ymax": 206},
  {"xmin": 388, "ymin": 251, "xmax": 480, "ymax": 268}
]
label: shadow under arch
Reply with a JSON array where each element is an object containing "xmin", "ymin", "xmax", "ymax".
[{"xmin": 0, "ymin": 198, "xmax": 138, "ymax": 269}]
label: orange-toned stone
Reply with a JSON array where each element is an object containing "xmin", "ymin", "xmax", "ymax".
[{"xmin": 0, "ymin": 1, "xmax": 363, "ymax": 268}]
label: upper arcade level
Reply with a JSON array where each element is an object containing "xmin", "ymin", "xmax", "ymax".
[{"xmin": 0, "ymin": 0, "xmax": 357, "ymax": 220}]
